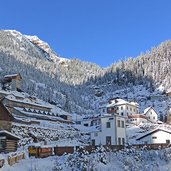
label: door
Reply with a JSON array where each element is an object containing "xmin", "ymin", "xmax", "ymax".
[
  {"xmin": 106, "ymin": 136, "xmax": 111, "ymax": 145},
  {"xmin": 92, "ymin": 139, "xmax": 95, "ymax": 146}
]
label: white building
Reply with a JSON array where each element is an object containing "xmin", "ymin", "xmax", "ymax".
[
  {"xmin": 127, "ymin": 114, "xmax": 148, "ymax": 125},
  {"xmin": 81, "ymin": 116, "xmax": 100, "ymax": 127},
  {"xmin": 144, "ymin": 107, "xmax": 158, "ymax": 123},
  {"xmin": 91, "ymin": 114, "xmax": 126, "ymax": 146},
  {"xmin": 100, "ymin": 98, "xmax": 139, "ymax": 117},
  {"xmin": 136, "ymin": 128, "xmax": 171, "ymax": 144}
]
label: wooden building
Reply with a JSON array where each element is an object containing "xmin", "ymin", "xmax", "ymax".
[
  {"xmin": 0, "ymin": 101, "xmax": 14, "ymax": 131},
  {"xmin": 2, "ymin": 95, "xmax": 52, "ymax": 112},
  {"xmin": 0, "ymin": 130, "xmax": 20, "ymax": 153},
  {"xmin": 3, "ymin": 73, "xmax": 22, "ymax": 91}
]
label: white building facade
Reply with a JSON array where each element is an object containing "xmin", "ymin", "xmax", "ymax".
[
  {"xmin": 100, "ymin": 99, "xmax": 139, "ymax": 117},
  {"xmin": 136, "ymin": 128, "xmax": 171, "ymax": 144},
  {"xmin": 127, "ymin": 114, "xmax": 148, "ymax": 125},
  {"xmin": 91, "ymin": 114, "xmax": 126, "ymax": 146},
  {"xmin": 144, "ymin": 107, "xmax": 158, "ymax": 123}
]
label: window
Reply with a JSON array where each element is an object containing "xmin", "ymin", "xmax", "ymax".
[
  {"xmin": 103, "ymin": 109, "xmax": 105, "ymax": 113},
  {"xmin": 109, "ymin": 117, "xmax": 114, "ymax": 120},
  {"xmin": 127, "ymin": 106, "xmax": 128, "ymax": 110},
  {"xmin": 166, "ymin": 140, "xmax": 170, "ymax": 144},
  {"xmin": 117, "ymin": 120, "xmax": 120, "ymax": 127},
  {"xmin": 0, "ymin": 139, "xmax": 5, "ymax": 150},
  {"xmin": 122, "ymin": 138, "xmax": 125, "ymax": 145},
  {"xmin": 121, "ymin": 121, "xmax": 124, "ymax": 128},
  {"xmin": 118, "ymin": 137, "xmax": 121, "ymax": 145},
  {"xmin": 134, "ymin": 109, "xmax": 135, "ymax": 112},
  {"xmin": 106, "ymin": 122, "xmax": 111, "ymax": 128},
  {"xmin": 94, "ymin": 132, "xmax": 98, "ymax": 137},
  {"xmin": 153, "ymin": 117, "xmax": 155, "ymax": 120},
  {"xmin": 152, "ymin": 137, "xmax": 157, "ymax": 139},
  {"xmin": 117, "ymin": 107, "xmax": 119, "ymax": 110},
  {"xmin": 121, "ymin": 106, "xmax": 123, "ymax": 110},
  {"xmin": 121, "ymin": 112, "xmax": 124, "ymax": 116},
  {"xmin": 130, "ymin": 107, "xmax": 132, "ymax": 111},
  {"xmin": 0, "ymin": 140, "xmax": 2, "ymax": 149},
  {"xmin": 106, "ymin": 136, "xmax": 111, "ymax": 145}
]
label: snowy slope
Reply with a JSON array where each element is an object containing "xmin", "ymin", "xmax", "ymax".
[{"xmin": 26, "ymin": 35, "xmax": 68, "ymax": 64}]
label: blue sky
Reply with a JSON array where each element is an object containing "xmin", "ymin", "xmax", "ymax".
[{"xmin": 1, "ymin": 0, "xmax": 171, "ymax": 67}]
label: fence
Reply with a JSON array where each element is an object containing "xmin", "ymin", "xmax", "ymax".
[{"xmin": 8, "ymin": 152, "xmax": 25, "ymax": 166}]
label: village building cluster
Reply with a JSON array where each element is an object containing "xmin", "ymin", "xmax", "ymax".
[
  {"xmin": 0, "ymin": 73, "xmax": 73, "ymax": 153},
  {"xmin": 1, "ymin": 73, "xmax": 171, "ymax": 154},
  {"xmin": 90, "ymin": 98, "xmax": 168, "ymax": 146}
]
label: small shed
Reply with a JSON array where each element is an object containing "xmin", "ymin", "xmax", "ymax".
[
  {"xmin": 3, "ymin": 73, "xmax": 22, "ymax": 91},
  {"xmin": 0, "ymin": 130, "xmax": 20, "ymax": 153}
]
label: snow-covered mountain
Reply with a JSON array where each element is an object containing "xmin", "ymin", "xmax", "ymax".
[
  {"xmin": 25, "ymin": 34, "xmax": 68, "ymax": 64},
  {"xmin": 0, "ymin": 29, "xmax": 171, "ymax": 118}
]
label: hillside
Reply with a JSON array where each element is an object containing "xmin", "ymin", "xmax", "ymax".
[{"xmin": 0, "ymin": 30, "xmax": 171, "ymax": 117}]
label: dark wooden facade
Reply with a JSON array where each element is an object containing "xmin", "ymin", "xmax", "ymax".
[
  {"xmin": 54, "ymin": 146, "xmax": 75, "ymax": 156},
  {"xmin": 0, "ymin": 130, "xmax": 20, "ymax": 153},
  {"xmin": 0, "ymin": 102, "xmax": 14, "ymax": 131}
]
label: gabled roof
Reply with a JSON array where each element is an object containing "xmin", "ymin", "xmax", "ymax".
[
  {"xmin": 144, "ymin": 107, "xmax": 158, "ymax": 115},
  {"xmin": 136, "ymin": 128, "xmax": 171, "ymax": 141},
  {"xmin": 0, "ymin": 130, "xmax": 20, "ymax": 140}
]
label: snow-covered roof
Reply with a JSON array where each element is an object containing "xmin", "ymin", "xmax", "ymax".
[
  {"xmin": 0, "ymin": 130, "xmax": 20, "ymax": 140},
  {"xmin": 143, "ymin": 107, "xmax": 157, "ymax": 115},
  {"xmin": 51, "ymin": 107, "xmax": 72, "ymax": 116},
  {"xmin": 0, "ymin": 89, "xmax": 11, "ymax": 95},
  {"xmin": 4, "ymin": 73, "xmax": 19, "ymax": 78},
  {"xmin": 13, "ymin": 107, "xmax": 72, "ymax": 123},
  {"xmin": 0, "ymin": 154, "xmax": 5, "ymax": 160},
  {"xmin": 144, "ymin": 107, "xmax": 151, "ymax": 114},
  {"xmin": 4, "ymin": 94, "xmax": 52, "ymax": 109},
  {"xmin": 106, "ymin": 98, "xmax": 139, "ymax": 108},
  {"xmin": 4, "ymin": 73, "xmax": 22, "ymax": 80},
  {"xmin": 55, "ymin": 139, "xmax": 85, "ymax": 147},
  {"xmin": 136, "ymin": 128, "xmax": 171, "ymax": 141}
]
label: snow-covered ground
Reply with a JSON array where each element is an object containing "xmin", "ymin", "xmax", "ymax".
[{"xmin": 2, "ymin": 147, "xmax": 171, "ymax": 171}]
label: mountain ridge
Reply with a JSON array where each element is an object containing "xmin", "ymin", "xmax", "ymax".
[{"xmin": 0, "ymin": 29, "xmax": 171, "ymax": 117}]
